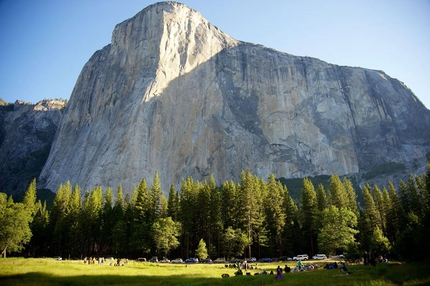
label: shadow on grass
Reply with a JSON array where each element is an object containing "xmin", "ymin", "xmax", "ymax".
[
  {"xmin": 0, "ymin": 272, "xmax": 275, "ymax": 286},
  {"xmin": 2, "ymin": 263, "xmax": 430, "ymax": 286}
]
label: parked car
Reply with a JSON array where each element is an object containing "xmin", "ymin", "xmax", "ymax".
[
  {"xmin": 185, "ymin": 257, "xmax": 198, "ymax": 263},
  {"xmin": 271, "ymin": 257, "xmax": 279, "ymax": 262},
  {"xmin": 258, "ymin": 257, "xmax": 272, "ymax": 262},
  {"xmin": 312, "ymin": 254, "xmax": 327, "ymax": 260},
  {"xmin": 213, "ymin": 257, "xmax": 226, "ymax": 263},
  {"xmin": 201, "ymin": 258, "xmax": 213, "ymax": 263},
  {"xmin": 278, "ymin": 256, "xmax": 292, "ymax": 261},
  {"xmin": 149, "ymin": 256, "xmax": 158, "ymax": 263},
  {"xmin": 159, "ymin": 258, "xmax": 170, "ymax": 263},
  {"xmin": 230, "ymin": 258, "xmax": 242, "ymax": 263},
  {"xmin": 171, "ymin": 258, "xmax": 183, "ymax": 263},
  {"xmin": 137, "ymin": 257, "xmax": 147, "ymax": 262},
  {"xmin": 293, "ymin": 254, "xmax": 309, "ymax": 261},
  {"xmin": 248, "ymin": 257, "xmax": 257, "ymax": 262},
  {"xmin": 53, "ymin": 256, "xmax": 62, "ymax": 261}
]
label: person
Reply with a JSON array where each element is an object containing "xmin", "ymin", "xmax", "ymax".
[
  {"xmin": 284, "ymin": 265, "xmax": 291, "ymax": 273},
  {"xmin": 340, "ymin": 262, "xmax": 351, "ymax": 274},
  {"xmin": 275, "ymin": 265, "xmax": 283, "ymax": 279},
  {"xmin": 297, "ymin": 260, "xmax": 303, "ymax": 271}
]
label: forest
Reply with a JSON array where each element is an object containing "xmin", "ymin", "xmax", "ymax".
[{"xmin": 1, "ymin": 156, "xmax": 429, "ymax": 262}]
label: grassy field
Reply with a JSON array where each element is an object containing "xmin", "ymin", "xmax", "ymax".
[{"xmin": 0, "ymin": 258, "xmax": 429, "ymax": 286}]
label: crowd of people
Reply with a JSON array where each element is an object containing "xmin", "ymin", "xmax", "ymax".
[{"xmin": 83, "ymin": 256, "xmax": 129, "ymax": 266}]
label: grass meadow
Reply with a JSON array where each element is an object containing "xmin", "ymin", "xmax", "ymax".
[{"xmin": 0, "ymin": 258, "xmax": 429, "ymax": 286}]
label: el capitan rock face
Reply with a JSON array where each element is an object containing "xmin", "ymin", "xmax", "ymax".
[{"xmin": 39, "ymin": 2, "xmax": 430, "ymax": 193}]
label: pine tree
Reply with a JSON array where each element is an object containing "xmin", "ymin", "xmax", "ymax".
[
  {"xmin": 328, "ymin": 174, "xmax": 348, "ymax": 209},
  {"xmin": 148, "ymin": 171, "xmax": 163, "ymax": 221},
  {"xmin": 299, "ymin": 177, "xmax": 318, "ymax": 255},
  {"xmin": 316, "ymin": 183, "xmax": 327, "ymax": 213},
  {"xmin": 386, "ymin": 181, "xmax": 401, "ymax": 244},
  {"xmin": 23, "ymin": 178, "xmax": 37, "ymax": 217},
  {"xmin": 237, "ymin": 170, "xmax": 264, "ymax": 258},
  {"xmin": 29, "ymin": 200, "xmax": 50, "ymax": 257},
  {"xmin": 50, "ymin": 181, "xmax": 72, "ymax": 254},
  {"xmin": 167, "ymin": 184, "xmax": 180, "ymax": 221},
  {"xmin": 264, "ymin": 174, "xmax": 286, "ymax": 257},
  {"xmin": 180, "ymin": 177, "xmax": 198, "ymax": 258},
  {"xmin": 343, "ymin": 177, "xmax": 359, "ymax": 216}
]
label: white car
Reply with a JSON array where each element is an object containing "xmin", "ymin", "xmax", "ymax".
[
  {"xmin": 312, "ymin": 254, "xmax": 327, "ymax": 260},
  {"xmin": 293, "ymin": 254, "xmax": 308, "ymax": 260}
]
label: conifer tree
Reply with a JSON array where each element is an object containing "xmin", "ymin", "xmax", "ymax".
[
  {"xmin": 167, "ymin": 184, "xmax": 180, "ymax": 221},
  {"xmin": 343, "ymin": 177, "xmax": 359, "ymax": 216},
  {"xmin": 264, "ymin": 174, "xmax": 286, "ymax": 257},
  {"xmin": 237, "ymin": 170, "xmax": 264, "ymax": 258},
  {"xmin": 316, "ymin": 183, "xmax": 327, "ymax": 213},
  {"xmin": 23, "ymin": 178, "xmax": 37, "ymax": 217},
  {"xmin": 299, "ymin": 177, "xmax": 318, "ymax": 254},
  {"xmin": 328, "ymin": 174, "xmax": 348, "ymax": 209},
  {"xmin": 385, "ymin": 181, "xmax": 401, "ymax": 244},
  {"xmin": 29, "ymin": 200, "xmax": 50, "ymax": 257}
]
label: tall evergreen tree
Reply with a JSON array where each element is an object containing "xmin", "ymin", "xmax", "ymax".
[
  {"xmin": 23, "ymin": 178, "xmax": 37, "ymax": 217},
  {"xmin": 167, "ymin": 184, "xmax": 180, "ymax": 221},
  {"xmin": 385, "ymin": 181, "xmax": 401, "ymax": 244},
  {"xmin": 28, "ymin": 200, "xmax": 50, "ymax": 257},
  {"xmin": 316, "ymin": 183, "xmax": 327, "ymax": 213},
  {"xmin": 328, "ymin": 174, "xmax": 348, "ymax": 209},
  {"xmin": 299, "ymin": 177, "xmax": 318, "ymax": 255},
  {"xmin": 237, "ymin": 170, "xmax": 264, "ymax": 258},
  {"xmin": 343, "ymin": 177, "xmax": 359, "ymax": 216},
  {"xmin": 264, "ymin": 174, "xmax": 286, "ymax": 257},
  {"xmin": 180, "ymin": 177, "xmax": 198, "ymax": 258},
  {"xmin": 50, "ymin": 181, "xmax": 72, "ymax": 255}
]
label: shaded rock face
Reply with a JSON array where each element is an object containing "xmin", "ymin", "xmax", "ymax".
[
  {"xmin": 39, "ymin": 2, "xmax": 430, "ymax": 194},
  {"xmin": 0, "ymin": 100, "xmax": 65, "ymax": 195}
]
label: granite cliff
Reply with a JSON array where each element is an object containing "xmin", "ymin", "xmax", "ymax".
[
  {"xmin": 0, "ymin": 100, "xmax": 65, "ymax": 195},
  {"xmin": 38, "ymin": 2, "xmax": 430, "ymax": 194}
]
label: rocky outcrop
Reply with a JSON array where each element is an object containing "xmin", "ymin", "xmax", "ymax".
[
  {"xmin": 0, "ymin": 100, "xmax": 65, "ymax": 195},
  {"xmin": 39, "ymin": 2, "xmax": 430, "ymax": 194}
]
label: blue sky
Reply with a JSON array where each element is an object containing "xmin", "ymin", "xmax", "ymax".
[{"xmin": 1, "ymin": 0, "xmax": 429, "ymax": 108}]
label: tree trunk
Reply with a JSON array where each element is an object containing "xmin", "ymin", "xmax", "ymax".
[{"xmin": 2, "ymin": 245, "xmax": 7, "ymax": 258}]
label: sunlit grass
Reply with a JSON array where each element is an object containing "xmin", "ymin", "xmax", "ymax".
[{"xmin": 0, "ymin": 258, "xmax": 429, "ymax": 286}]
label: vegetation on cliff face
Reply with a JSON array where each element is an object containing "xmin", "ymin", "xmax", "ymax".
[{"xmin": 2, "ymin": 156, "xmax": 430, "ymax": 263}]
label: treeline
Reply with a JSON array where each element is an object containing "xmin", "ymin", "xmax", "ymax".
[{"xmin": 1, "ymin": 157, "xmax": 430, "ymax": 261}]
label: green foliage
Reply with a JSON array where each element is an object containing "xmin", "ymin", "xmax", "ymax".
[
  {"xmin": 317, "ymin": 206, "xmax": 358, "ymax": 255},
  {"xmin": 195, "ymin": 238, "xmax": 208, "ymax": 260},
  {"xmin": 363, "ymin": 162, "xmax": 406, "ymax": 180},
  {"xmin": 4, "ymin": 156, "xmax": 430, "ymax": 261},
  {"xmin": 0, "ymin": 193, "xmax": 32, "ymax": 257},
  {"xmin": 152, "ymin": 217, "xmax": 181, "ymax": 257}
]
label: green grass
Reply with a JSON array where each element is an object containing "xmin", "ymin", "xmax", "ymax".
[{"xmin": 0, "ymin": 258, "xmax": 429, "ymax": 286}]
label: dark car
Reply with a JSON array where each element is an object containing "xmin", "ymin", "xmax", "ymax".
[
  {"xmin": 230, "ymin": 258, "xmax": 242, "ymax": 263},
  {"xmin": 258, "ymin": 257, "xmax": 272, "ymax": 262},
  {"xmin": 185, "ymin": 258, "xmax": 198, "ymax": 263},
  {"xmin": 279, "ymin": 256, "xmax": 292, "ymax": 261}
]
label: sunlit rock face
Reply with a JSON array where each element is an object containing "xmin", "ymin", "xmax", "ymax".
[{"xmin": 39, "ymin": 2, "xmax": 430, "ymax": 193}]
